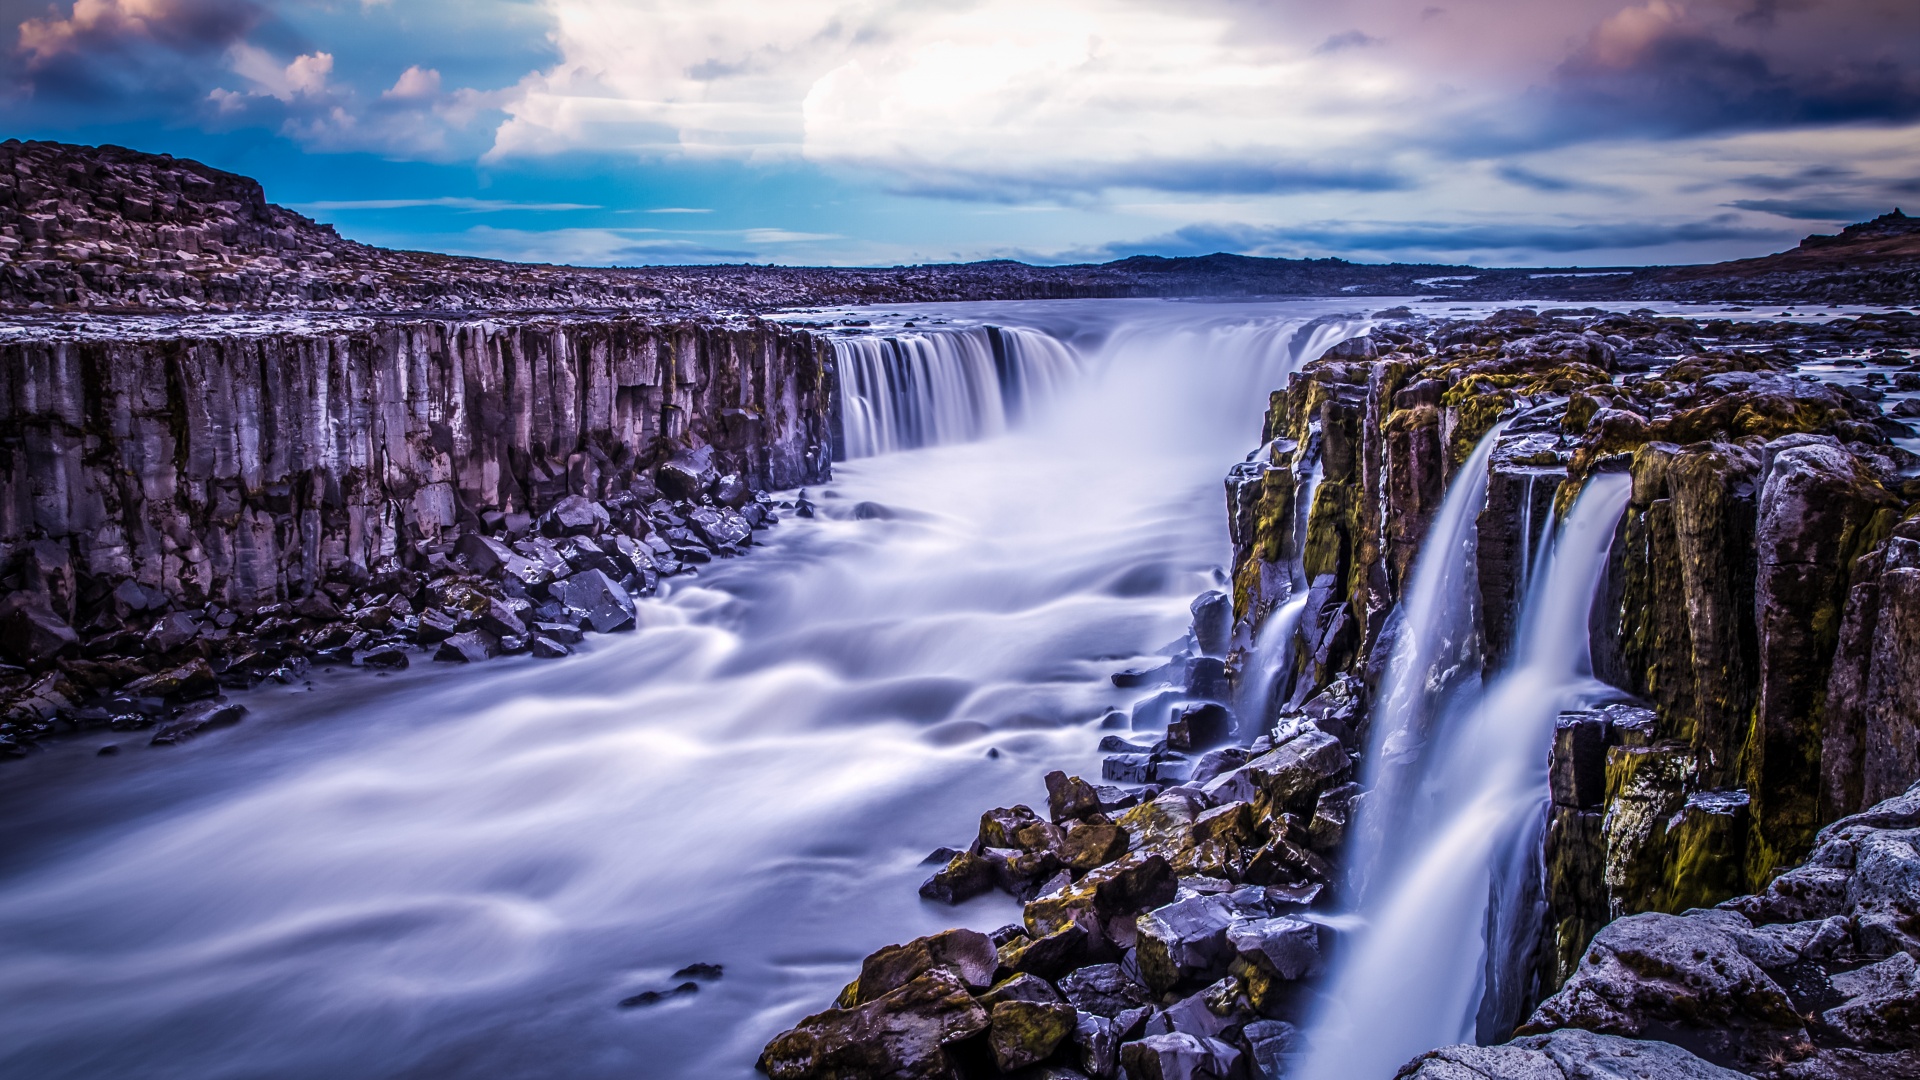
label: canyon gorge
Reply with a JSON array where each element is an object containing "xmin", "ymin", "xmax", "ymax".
[{"xmin": 2, "ymin": 141, "xmax": 1920, "ymax": 1080}]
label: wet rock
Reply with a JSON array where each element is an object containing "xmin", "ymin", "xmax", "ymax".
[
  {"xmin": 433, "ymin": 631, "xmax": 500, "ymax": 664},
  {"xmin": 847, "ymin": 928, "xmax": 998, "ymax": 1007},
  {"xmin": 757, "ymin": 968, "xmax": 990, "ymax": 1080},
  {"xmin": 656, "ymin": 449, "xmax": 718, "ymax": 501},
  {"xmin": 1074, "ymin": 1012, "xmax": 1123, "ymax": 1078},
  {"xmin": 530, "ymin": 636, "xmax": 571, "ymax": 659},
  {"xmin": 0, "ymin": 596, "xmax": 79, "ymax": 667},
  {"xmin": 919, "ymin": 851, "xmax": 996, "ymax": 905},
  {"xmin": 1226, "ymin": 916, "xmax": 1324, "ymax": 981},
  {"xmin": 989, "ymin": 999, "xmax": 1078, "ymax": 1071},
  {"xmin": 1200, "ymin": 728, "xmax": 1347, "ymax": 812},
  {"xmin": 123, "ymin": 658, "xmax": 217, "ymax": 701},
  {"xmin": 1060, "ymin": 821, "xmax": 1128, "ymax": 872},
  {"xmin": 1822, "ymin": 952, "xmax": 1920, "ymax": 1051},
  {"xmin": 1521, "ymin": 909, "xmax": 1808, "ymax": 1071},
  {"xmin": 1025, "ymin": 851, "xmax": 1177, "ymax": 940},
  {"xmin": 1190, "ymin": 591, "xmax": 1232, "ymax": 658},
  {"xmin": 1046, "ymin": 770, "xmax": 1104, "ymax": 822},
  {"xmin": 1058, "ymin": 963, "xmax": 1154, "ymax": 1018},
  {"xmin": 416, "ymin": 608, "xmax": 461, "ymax": 644},
  {"xmin": 541, "ymin": 494, "xmax": 611, "ymax": 538},
  {"xmin": 1001, "ymin": 920, "xmax": 1089, "ymax": 980},
  {"xmin": 149, "ymin": 701, "xmax": 246, "ymax": 745},
  {"xmin": 688, "ymin": 506, "xmax": 752, "ymax": 550},
  {"xmin": 1118, "ymin": 1031, "xmax": 1240, "ymax": 1080},
  {"xmin": 1396, "ymin": 1027, "xmax": 1750, "ymax": 1080},
  {"xmin": 1241, "ymin": 1020, "xmax": 1301, "ymax": 1078},
  {"xmin": 1167, "ymin": 703, "xmax": 1231, "ymax": 753},
  {"xmin": 142, "ymin": 611, "xmax": 202, "ymax": 654},
  {"xmin": 548, "ymin": 570, "xmax": 636, "ymax": 633},
  {"xmin": 1136, "ymin": 894, "xmax": 1238, "ymax": 991},
  {"xmin": 353, "ymin": 645, "xmax": 409, "ymax": 669}
]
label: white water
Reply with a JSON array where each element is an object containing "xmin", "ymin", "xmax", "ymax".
[
  {"xmin": 1298, "ymin": 471, "xmax": 1633, "ymax": 1080},
  {"xmin": 1234, "ymin": 459, "xmax": 1321, "ymax": 734},
  {"xmin": 1344, "ymin": 423, "xmax": 1506, "ymax": 900},
  {"xmin": 0, "ymin": 299, "xmax": 1371, "ymax": 1080},
  {"xmin": 832, "ymin": 326, "xmax": 1079, "ymax": 458}
]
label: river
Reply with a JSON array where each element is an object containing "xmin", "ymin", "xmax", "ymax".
[{"xmin": 0, "ymin": 298, "xmax": 1373, "ymax": 1080}]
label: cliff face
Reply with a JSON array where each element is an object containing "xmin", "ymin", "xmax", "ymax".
[
  {"xmin": 2, "ymin": 316, "xmax": 831, "ymax": 615},
  {"xmin": 1227, "ymin": 308, "xmax": 1920, "ymax": 1005},
  {"xmin": 0, "ymin": 314, "xmax": 833, "ymax": 752}
]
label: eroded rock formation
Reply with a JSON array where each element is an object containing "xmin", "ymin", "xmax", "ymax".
[{"xmin": 0, "ymin": 314, "xmax": 833, "ymax": 751}]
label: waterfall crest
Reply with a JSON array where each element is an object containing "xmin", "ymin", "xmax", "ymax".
[
  {"xmin": 1297, "ymin": 470, "xmax": 1633, "ymax": 1080},
  {"xmin": 831, "ymin": 326, "xmax": 1079, "ymax": 458}
]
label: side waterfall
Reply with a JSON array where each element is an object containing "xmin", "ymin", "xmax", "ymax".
[
  {"xmin": 831, "ymin": 326, "xmax": 1080, "ymax": 458},
  {"xmin": 1343, "ymin": 423, "xmax": 1506, "ymax": 900},
  {"xmin": 1297, "ymin": 470, "xmax": 1633, "ymax": 1080}
]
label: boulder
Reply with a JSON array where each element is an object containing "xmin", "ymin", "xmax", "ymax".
[
  {"xmin": 1201, "ymin": 728, "xmax": 1346, "ymax": 811},
  {"xmin": 757, "ymin": 968, "xmax": 990, "ymax": 1080},
  {"xmin": 688, "ymin": 506, "xmax": 753, "ymax": 550},
  {"xmin": 1025, "ymin": 852, "xmax": 1177, "ymax": 940},
  {"xmin": 1061, "ymin": 821, "xmax": 1128, "ymax": 872},
  {"xmin": 1000, "ymin": 920, "xmax": 1089, "ymax": 980},
  {"xmin": 1395, "ymin": 1027, "xmax": 1750, "ymax": 1080},
  {"xmin": 656, "ymin": 448, "xmax": 718, "ymax": 500},
  {"xmin": 1522, "ymin": 910, "xmax": 1807, "ymax": 1070},
  {"xmin": 0, "ymin": 595, "xmax": 79, "ymax": 667},
  {"xmin": 1136, "ymin": 894, "xmax": 1238, "ymax": 992},
  {"xmin": 149, "ymin": 701, "xmax": 247, "ymax": 745},
  {"xmin": 847, "ymin": 928, "xmax": 998, "ymax": 1007},
  {"xmin": 1047, "ymin": 770, "xmax": 1104, "ymax": 822},
  {"xmin": 988, "ymin": 999, "xmax": 1078, "ymax": 1071},
  {"xmin": 1058, "ymin": 963, "xmax": 1154, "ymax": 1018},
  {"xmin": 548, "ymin": 569, "xmax": 636, "ymax": 633},
  {"xmin": 433, "ymin": 631, "xmax": 500, "ymax": 664},
  {"xmin": 123, "ymin": 658, "xmax": 218, "ymax": 700},
  {"xmin": 919, "ymin": 851, "xmax": 997, "ymax": 905},
  {"xmin": 142, "ymin": 611, "xmax": 202, "ymax": 654},
  {"xmin": 1822, "ymin": 952, "xmax": 1920, "ymax": 1052},
  {"xmin": 540, "ymin": 494, "xmax": 610, "ymax": 537},
  {"xmin": 1118, "ymin": 1032, "xmax": 1240, "ymax": 1080},
  {"xmin": 1226, "ymin": 916, "xmax": 1324, "ymax": 981},
  {"xmin": 1189, "ymin": 591, "xmax": 1232, "ymax": 658}
]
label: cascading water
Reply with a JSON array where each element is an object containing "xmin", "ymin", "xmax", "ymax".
[
  {"xmin": 1343, "ymin": 422, "xmax": 1506, "ymax": 899},
  {"xmin": 831, "ymin": 325, "xmax": 1079, "ymax": 458},
  {"xmin": 1297, "ymin": 470, "xmax": 1633, "ymax": 1080},
  {"xmin": 0, "ymin": 299, "xmax": 1374, "ymax": 1080},
  {"xmin": 1234, "ymin": 457, "xmax": 1322, "ymax": 737}
]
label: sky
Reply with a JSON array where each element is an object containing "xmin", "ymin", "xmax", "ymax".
[{"xmin": 1, "ymin": 0, "xmax": 1917, "ymax": 269}]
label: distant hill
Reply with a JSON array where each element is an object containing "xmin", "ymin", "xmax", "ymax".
[{"xmin": 0, "ymin": 139, "xmax": 1913, "ymax": 313}]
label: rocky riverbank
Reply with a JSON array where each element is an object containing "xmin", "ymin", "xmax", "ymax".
[
  {"xmin": 0, "ymin": 313, "xmax": 833, "ymax": 754},
  {"xmin": 756, "ymin": 306, "xmax": 1920, "ymax": 1079}
]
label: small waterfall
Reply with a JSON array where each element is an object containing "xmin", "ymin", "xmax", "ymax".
[
  {"xmin": 1297, "ymin": 471, "xmax": 1632, "ymax": 1080},
  {"xmin": 1344, "ymin": 423, "xmax": 1506, "ymax": 898},
  {"xmin": 831, "ymin": 326, "xmax": 1079, "ymax": 458},
  {"xmin": 1235, "ymin": 457, "xmax": 1323, "ymax": 734}
]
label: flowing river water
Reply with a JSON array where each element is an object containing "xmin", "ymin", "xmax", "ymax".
[{"xmin": 0, "ymin": 299, "xmax": 1367, "ymax": 1080}]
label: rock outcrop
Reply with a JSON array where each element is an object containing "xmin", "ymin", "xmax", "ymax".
[
  {"xmin": 1515, "ymin": 781, "xmax": 1920, "ymax": 1080},
  {"xmin": 0, "ymin": 313, "xmax": 832, "ymax": 751}
]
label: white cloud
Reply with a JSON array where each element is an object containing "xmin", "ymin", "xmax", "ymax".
[
  {"xmin": 384, "ymin": 65, "xmax": 442, "ymax": 101},
  {"xmin": 226, "ymin": 44, "xmax": 334, "ymax": 102}
]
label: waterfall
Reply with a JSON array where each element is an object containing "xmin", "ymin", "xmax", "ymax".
[
  {"xmin": 1297, "ymin": 471, "xmax": 1633, "ymax": 1080},
  {"xmin": 1344, "ymin": 422, "xmax": 1506, "ymax": 899},
  {"xmin": 1235, "ymin": 457, "xmax": 1322, "ymax": 737},
  {"xmin": 830, "ymin": 326, "xmax": 1079, "ymax": 458}
]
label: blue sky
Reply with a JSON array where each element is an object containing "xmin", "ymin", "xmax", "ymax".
[{"xmin": 3, "ymin": 0, "xmax": 1917, "ymax": 268}]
